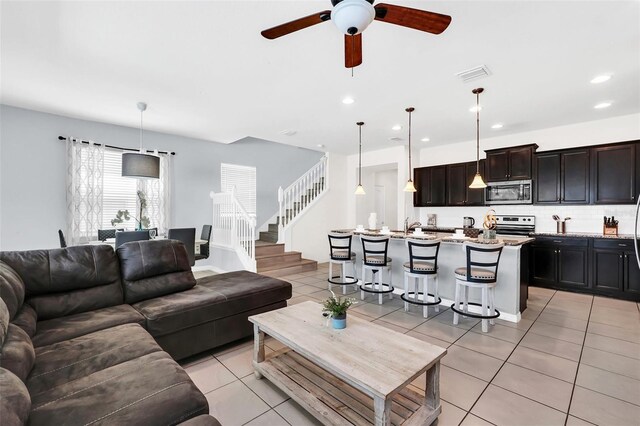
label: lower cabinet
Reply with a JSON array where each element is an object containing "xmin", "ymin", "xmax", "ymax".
[
  {"xmin": 530, "ymin": 237, "xmax": 640, "ymax": 301},
  {"xmin": 530, "ymin": 238, "xmax": 589, "ymax": 289}
]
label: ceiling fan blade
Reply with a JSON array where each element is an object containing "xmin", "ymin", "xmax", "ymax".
[
  {"xmin": 374, "ymin": 3, "xmax": 451, "ymax": 34},
  {"xmin": 345, "ymin": 34, "xmax": 363, "ymax": 68},
  {"xmin": 261, "ymin": 10, "xmax": 332, "ymax": 39}
]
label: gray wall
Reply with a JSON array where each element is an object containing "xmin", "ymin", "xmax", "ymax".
[{"xmin": 0, "ymin": 105, "xmax": 323, "ymax": 250}]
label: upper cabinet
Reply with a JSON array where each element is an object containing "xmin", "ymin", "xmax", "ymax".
[
  {"xmin": 414, "ymin": 165, "xmax": 446, "ymax": 207},
  {"xmin": 590, "ymin": 143, "xmax": 637, "ymax": 204},
  {"xmin": 535, "ymin": 149, "xmax": 589, "ymax": 204},
  {"xmin": 485, "ymin": 144, "xmax": 537, "ymax": 182},
  {"xmin": 446, "ymin": 161, "xmax": 485, "ymax": 206}
]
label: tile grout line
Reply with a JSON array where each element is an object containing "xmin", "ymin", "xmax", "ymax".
[
  {"xmin": 458, "ymin": 290, "xmax": 556, "ymax": 425},
  {"xmin": 563, "ymin": 294, "xmax": 595, "ymax": 426}
]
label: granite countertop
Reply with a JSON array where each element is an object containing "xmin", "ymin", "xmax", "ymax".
[
  {"xmin": 531, "ymin": 232, "xmax": 635, "ymax": 240},
  {"xmin": 331, "ymin": 229, "xmax": 534, "ymax": 246}
]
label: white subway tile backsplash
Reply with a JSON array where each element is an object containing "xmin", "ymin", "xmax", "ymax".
[{"xmin": 417, "ymin": 204, "xmax": 637, "ymax": 235}]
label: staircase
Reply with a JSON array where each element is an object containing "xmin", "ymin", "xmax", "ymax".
[
  {"xmin": 255, "ymin": 156, "xmax": 328, "ymax": 276},
  {"xmin": 255, "ymin": 241, "xmax": 317, "ymax": 276}
]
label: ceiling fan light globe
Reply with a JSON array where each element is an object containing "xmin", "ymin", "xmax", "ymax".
[{"xmin": 331, "ymin": 0, "xmax": 376, "ymax": 35}]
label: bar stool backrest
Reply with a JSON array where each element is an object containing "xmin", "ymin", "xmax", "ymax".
[
  {"xmin": 328, "ymin": 233, "xmax": 353, "ymax": 261},
  {"xmin": 462, "ymin": 241, "xmax": 505, "ymax": 284},
  {"xmin": 406, "ymin": 239, "xmax": 441, "ymax": 274},
  {"xmin": 361, "ymin": 236, "xmax": 390, "ymax": 267}
]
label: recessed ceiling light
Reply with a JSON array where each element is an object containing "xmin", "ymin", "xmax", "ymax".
[
  {"xmin": 594, "ymin": 102, "xmax": 612, "ymax": 109},
  {"xmin": 392, "ymin": 125, "xmax": 402, "ymax": 131},
  {"xmin": 279, "ymin": 129, "xmax": 297, "ymax": 136},
  {"xmin": 342, "ymin": 97, "xmax": 355, "ymax": 105},
  {"xmin": 421, "ymin": 137, "xmax": 430, "ymax": 142},
  {"xmin": 590, "ymin": 75, "xmax": 611, "ymax": 84},
  {"xmin": 389, "ymin": 137, "xmax": 403, "ymax": 142},
  {"xmin": 317, "ymin": 144, "xmax": 325, "ymax": 148},
  {"xmin": 469, "ymin": 105, "xmax": 482, "ymax": 112},
  {"xmin": 491, "ymin": 123, "xmax": 504, "ymax": 129}
]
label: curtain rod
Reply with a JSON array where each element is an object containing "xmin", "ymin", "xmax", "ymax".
[{"xmin": 58, "ymin": 136, "xmax": 176, "ymax": 155}]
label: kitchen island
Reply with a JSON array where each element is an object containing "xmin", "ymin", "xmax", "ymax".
[{"xmin": 332, "ymin": 229, "xmax": 533, "ymax": 322}]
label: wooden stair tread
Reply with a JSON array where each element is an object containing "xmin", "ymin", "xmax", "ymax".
[
  {"xmin": 256, "ymin": 251, "xmax": 301, "ymax": 260},
  {"xmin": 258, "ymin": 258, "xmax": 317, "ymax": 272}
]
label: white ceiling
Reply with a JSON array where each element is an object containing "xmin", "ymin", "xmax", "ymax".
[{"xmin": 1, "ymin": 1, "xmax": 639, "ymax": 154}]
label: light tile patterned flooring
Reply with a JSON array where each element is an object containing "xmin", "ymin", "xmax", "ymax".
[{"xmin": 183, "ymin": 264, "xmax": 640, "ymax": 426}]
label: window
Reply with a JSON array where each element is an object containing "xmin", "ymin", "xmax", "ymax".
[
  {"xmin": 221, "ymin": 163, "xmax": 256, "ymax": 216},
  {"xmin": 102, "ymin": 149, "xmax": 138, "ymax": 229}
]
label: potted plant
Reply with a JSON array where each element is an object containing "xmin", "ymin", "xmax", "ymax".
[
  {"xmin": 111, "ymin": 191, "xmax": 151, "ymax": 231},
  {"xmin": 322, "ymin": 291, "xmax": 356, "ymax": 330}
]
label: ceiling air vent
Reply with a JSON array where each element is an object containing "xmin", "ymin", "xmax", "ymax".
[{"xmin": 455, "ymin": 65, "xmax": 491, "ymax": 83}]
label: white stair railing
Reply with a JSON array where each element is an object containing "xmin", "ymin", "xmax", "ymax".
[
  {"xmin": 278, "ymin": 155, "xmax": 328, "ymax": 242},
  {"xmin": 210, "ymin": 190, "xmax": 256, "ymax": 272}
]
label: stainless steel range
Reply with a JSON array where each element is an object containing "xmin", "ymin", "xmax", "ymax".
[{"xmin": 494, "ymin": 215, "xmax": 535, "ymax": 236}]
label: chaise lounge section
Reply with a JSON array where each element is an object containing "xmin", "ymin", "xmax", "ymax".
[{"xmin": 0, "ymin": 240, "xmax": 292, "ymax": 425}]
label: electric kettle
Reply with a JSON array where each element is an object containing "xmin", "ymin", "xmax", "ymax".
[{"xmin": 463, "ymin": 217, "xmax": 475, "ymax": 228}]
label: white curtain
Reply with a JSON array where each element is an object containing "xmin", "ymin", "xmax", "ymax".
[
  {"xmin": 138, "ymin": 153, "xmax": 172, "ymax": 235},
  {"xmin": 66, "ymin": 138, "xmax": 104, "ymax": 245}
]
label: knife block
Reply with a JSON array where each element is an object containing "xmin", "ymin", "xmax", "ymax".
[{"xmin": 603, "ymin": 224, "xmax": 618, "ymax": 236}]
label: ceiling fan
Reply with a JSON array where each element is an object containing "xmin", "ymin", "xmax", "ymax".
[{"xmin": 261, "ymin": 0, "xmax": 452, "ymax": 69}]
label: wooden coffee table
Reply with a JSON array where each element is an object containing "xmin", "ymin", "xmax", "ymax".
[{"xmin": 249, "ymin": 301, "xmax": 446, "ymax": 426}]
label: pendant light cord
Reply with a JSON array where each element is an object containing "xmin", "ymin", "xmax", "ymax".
[
  {"xmin": 406, "ymin": 107, "xmax": 414, "ymax": 180},
  {"xmin": 140, "ymin": 109, "xmax": 144, "ymax": 152},
  {"xmin": 476, "ymin": 91, "xmax": 480, "ymax": 174},
  {"xmin": 357, "ymin": 122, "xmax": 364, "ymax": 185}
]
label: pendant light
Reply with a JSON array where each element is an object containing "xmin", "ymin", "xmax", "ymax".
[
  {"xmin": 355, "ymin": 121, "xmax": 366, "ymax": 195},
  {"xmin": 469, "ymin": 88, "xmax": 488, "ymax": 189},
  {"xmin": 403, "ymin": 107, "xmax": 417, "ymax": 192},
  {"xmin": 122, "ymin": 102, "xmax": 160, "ymax": 179}
]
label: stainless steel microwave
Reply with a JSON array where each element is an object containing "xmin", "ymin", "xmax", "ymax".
[{"xmin": 485, "ymin": 180, "xmax": 533, "ymax": 205}]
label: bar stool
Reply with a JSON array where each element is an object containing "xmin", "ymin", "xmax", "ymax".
[
  {"xmin": 327, "ymin": 233, "xmax": 359, "ymax": 294},
  {"xmin": 360, "ymin": 236, "xmax": 393, "ymax": 305},
  {"xmin": 402, "ymin": 239, "xmax": 442, "ymax": 318},
  {"xmin": 451, "ymin": 241, "xmax": 504, "ymax": 333}
]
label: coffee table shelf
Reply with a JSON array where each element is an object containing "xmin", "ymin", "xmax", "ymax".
[{"xmin": 255, "ymin": 349, "xmax": 438, "ymax": 426}]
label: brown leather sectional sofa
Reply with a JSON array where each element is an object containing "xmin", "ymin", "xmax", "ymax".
[{"xmin": 0, "ymin": 240, "xmax": 292, "ymax": 425}]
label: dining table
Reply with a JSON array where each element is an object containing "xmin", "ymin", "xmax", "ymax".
[{"xmin": 87, "ymin": 237, "xmax": 207, "ymax": 255}]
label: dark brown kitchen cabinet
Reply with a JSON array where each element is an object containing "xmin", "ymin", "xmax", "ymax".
[
  {"xmin": 591, "ymin": 143, "xmax": 637, "ymax": 204},
  {"xmin": 414, "ymin": 165, "xmax": 446, "ymax": 207},
  {"xmin": 485, "ymin": 144, "xmax": 537, "ymax": 182},
  {"xmin": 592, "ymin": 239, "xmax": 640, "ymax": 297},
  {"xmin": 530, "ymin": 237, "xmax": 589, "ymax": 290},
  {"xmin": 535, "ymin": 149, "xmax": 589, "ymax": 204},
  {"xmin": 446, "ymin": 161, "xmax": 485, "ymax": 206}
]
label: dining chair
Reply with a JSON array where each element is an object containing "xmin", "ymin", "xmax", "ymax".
[
  {"xmin": 98, "ymin": 228, "xmax": 124, "ymax": 241},
  {"xmin": 58, "ymin": 229, "xmax": 67, "ymax": 248},
  {"xmin": 115, "ymin": 230, "xmax": 150, "ymax": 248},
  {"xmin": 195, "ymin": 225, "xmax": 212, "ymax": 261},
  {"xmin": 168, "ymin": 228, "xmax": 196, "ymax": 266}
]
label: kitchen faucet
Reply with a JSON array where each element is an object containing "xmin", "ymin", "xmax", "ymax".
[{"xmin": 404, "ymin": 217, "xmax": 421, "ymax": 234}]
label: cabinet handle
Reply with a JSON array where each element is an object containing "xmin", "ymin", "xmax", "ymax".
[
  {"xmin": 618, "ymin": 243, "xmax": 628, "ymax": 247},
  {"xmin": 553, "ymin": 240, "xmax": 563, "ymax": 243},
  {"xmin": 620, "ymin": 254, "xmax": 623, "ymax": 259}
]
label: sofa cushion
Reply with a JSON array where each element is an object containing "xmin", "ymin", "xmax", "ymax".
[
  {"xmin": 133, "ymin": 271, "xmax": 292, "ymax": 337},
  {"xmin": 0, "ymin": 324, "xmax": 35, "ymax": 382},
  {"xmin": 12, "ymin": 304, "xmax": 37, "ymax": 338},
  {"xmin": 0, "ymin": 368, "xmax": 31, "ymax": 426},
  {"xmin": 178, "ymin": 415, "xmax": 222, "ymax": 426},
  {"xmin": 32, "ymin": 304, "xmax": 145, "ymax": 347},
  {"xmin": 28, "ymin": 351, "xmax": 208, "ymax": 426},
  {"xmin": 117, "ymin": 239, "xmax": 196, "ymax": 304},
  {"xmin": 0, "ymin": 299, "xmax": 8, "ymax": 348},
  {"xmin": 0, "ymin": 261, "xmax": 25, "ymax": 320},
  {"xmin": 0, "ymin": 246, "xmax": 123, "ymax": 320},
  {"xmin": 27, "ymin": 323, "xmax": 161, "ymax": 395}
]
